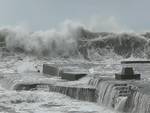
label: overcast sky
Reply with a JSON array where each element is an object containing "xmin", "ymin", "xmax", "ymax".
[{"xmin": 0, "ymin": 0, "xmax": 149, "ymax": 31}]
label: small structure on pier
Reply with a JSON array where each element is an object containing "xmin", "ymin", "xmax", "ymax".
[
  {"xmin": 43, "ymin": 64, "xmax": 87, "ymax": 80},
  {"xmin": 43, "ymin": 64, "xmax": 60, "ymax": 76},
  {"xmin": 121, "ymin": 60, "xmax": 150, "ymax": 78},
  {"xmin": 115, "ymin": 67, "xmax": 141, "ymax": 80}
]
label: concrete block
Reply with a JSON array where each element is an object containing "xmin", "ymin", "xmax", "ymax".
[
  {"xmin": 14, "ymin": 83, "xmax": 49, "ymax": 91},
  {"xmin": 122, "ymin": 67, "xmax": 134, "ymax": 75},
  {"xmin": 14, "ymin": 84, "xmax": 37, "ymax": 90},
  {"xmin": 121, "ymin": 60, "xmax": 150, "ymax": 78},
  {"xmin": 115, "ymin": 67, "xmax": 141, "ymax": 80},
  {"xmin": 43, "ymin": 64, "xmax": 59, "ymax": 76},
  {"xmin": 61, "ymin": 72, "xmax": 86, "ymax": 81},
  {"xmin": 0, "ymin": 42, "xmax": 5, "ymax": 47}
]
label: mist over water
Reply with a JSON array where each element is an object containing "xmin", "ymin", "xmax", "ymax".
[{"xmin": 1, "ymin": 22, "xmax": 80, "ymax": 57}]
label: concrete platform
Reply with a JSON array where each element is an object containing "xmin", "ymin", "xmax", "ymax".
[
  {"xmin": 2, "ymin": 71, "xmax": 150, "ymax": 113},
  {"xmin": 90, "ymin": 75, "xmax": 150, "ymax": 96},
  {"xmin": 121, "ymin": 60, "xmax": 150, "ymax": 64},
  {"xmin": 0, "ymin": 72, "xmax": 96, "ymax": 102},
  {"xmin": 0, "ymin": 72, "xmax": 64, "ymax": 90},
  {"xmin": 60, "ymin": 72, "xmax": 86, "ymax": 81},
  {"xmin": 12, "ymin": 82, "xmax": 97, "ymax": 102},
  {"xmin": 115, "ymin": 74, "xmax": 141, "ymax": 80}
]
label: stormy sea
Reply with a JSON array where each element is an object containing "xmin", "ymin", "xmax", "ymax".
[{"xmin": 0, "ymin": 24, "xmax": 150, "ymax": 113}]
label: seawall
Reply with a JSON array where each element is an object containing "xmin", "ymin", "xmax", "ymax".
[
  {"xmin": 1, "ymin": 72, "xmax": 150, "ymax": 113},
  {"xmin": 89, "ymin": 76, "xmax": 150, "ymax": 113}
]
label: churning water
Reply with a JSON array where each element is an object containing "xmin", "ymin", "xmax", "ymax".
[{"xmin": 1, "ymin": 24, "xmax": 150, "ymax": 113}]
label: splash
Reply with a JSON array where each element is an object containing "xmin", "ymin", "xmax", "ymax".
[{"xmin": 0, "ymin": 21, "xmax": 150, "ymax": 60}]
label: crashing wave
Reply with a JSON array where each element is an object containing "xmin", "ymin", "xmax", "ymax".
[{"xmin": 0, "ymin": 25, "xmax": 150, "ymax": 59}]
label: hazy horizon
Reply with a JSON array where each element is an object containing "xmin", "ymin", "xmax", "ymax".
[{"xmin": 0, "ymin": 0, "xmax": 150, "ymax": 32}]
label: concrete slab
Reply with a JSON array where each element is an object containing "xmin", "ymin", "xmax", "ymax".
[
  {"xmin": 115, "ymin": 74, "xmax": 140, "ymax": 80},
  {"xmin": 61, "ymin": 72, "xmax": 86, "ymax": 81},
  {"xmin": 121, "ymin": 60, "xmax": 150, "ymax": 64}
]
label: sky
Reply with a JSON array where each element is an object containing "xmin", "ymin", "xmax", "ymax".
[{"xmin": 0, "ymin": 0, "xmax": 149, "ymax": 32}]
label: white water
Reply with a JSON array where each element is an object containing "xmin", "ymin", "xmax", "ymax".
[
  {"xmin": 1, "ymin": 22, "xmax": 150, "ymax": 113},
  {"xmin": 0, "ymin": 54, "xmax": 121, "ymax": 113},
  {"xmin": 2, "ymin": 52, "xmax": 150, "ymax": 113},
  {"xmin": 0, "ymin": 88, "xmax": 118, "ymax": 113}
]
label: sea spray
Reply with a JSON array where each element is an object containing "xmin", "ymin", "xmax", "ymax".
[{"xmin": 0, "ymin": 23, "xmax": 150, "ymax": 59}]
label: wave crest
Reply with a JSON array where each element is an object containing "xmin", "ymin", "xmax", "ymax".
[{"xmin": 0, "ymin": 25, "xmax": 150, "ymax": 59}]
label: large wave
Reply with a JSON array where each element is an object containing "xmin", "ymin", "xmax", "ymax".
[
  {"xmin": 80, "ymin": 33, "xmax": 148, "ymax": 59},
  {"xmin": 0, "ymin": 23, "xmax": 150, "ymax": 59}
]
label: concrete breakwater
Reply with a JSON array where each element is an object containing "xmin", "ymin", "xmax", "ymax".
[
  {"xmin": 0, "ymin": 72, "xmax": 97, "ymax": 103},
  {"xmin": 11, "ymin": 76, "xmax": 150, "ymax": 113},
  {"xmin": 89, "ymin": 76, "xmax": 150, "ymax": 113},
  {"xmin": 1, "ymin": 64, "xmax": 150, "ymax": 113},
  {"xmin": 13, "ymin": 83, "xmax": 97, "ymax": 102}
]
